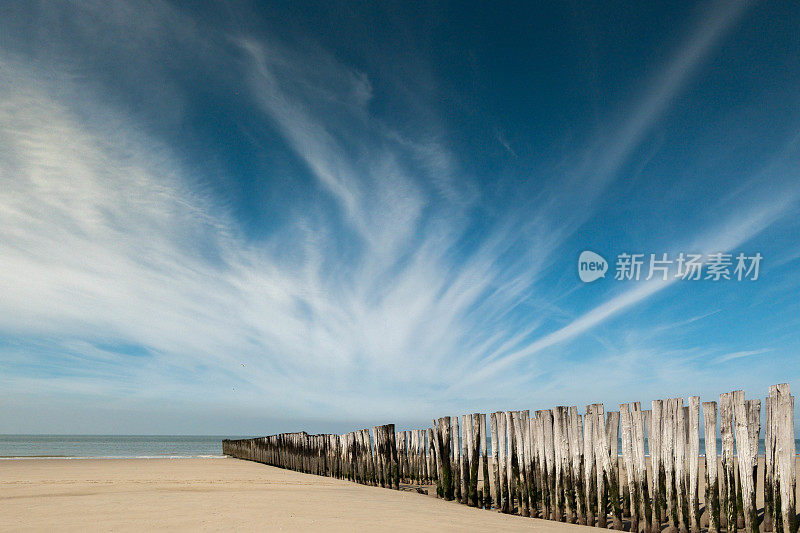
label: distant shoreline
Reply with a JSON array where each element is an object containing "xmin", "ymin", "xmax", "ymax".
[{"xmin": 0, "ymin": 455, "xmax": 226, "ymax": 460}]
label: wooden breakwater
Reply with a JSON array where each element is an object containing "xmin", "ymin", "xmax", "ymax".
[{"xmin": 222, "ymin": 383, "xmax": 798, "ymax": 533}]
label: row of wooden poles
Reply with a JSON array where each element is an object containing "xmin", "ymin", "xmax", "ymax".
[{"xmin": 222, "ymin": 383, "xmax": 797, "ymax": 533}]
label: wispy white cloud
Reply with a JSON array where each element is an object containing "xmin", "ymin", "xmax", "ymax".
[
  {"xmin": 0, "ymin": 0, "xmax": 794, "ymax": 434},
  {"xmin": 494, "ymin": 127, "xmax": 517, "ymax": 158},
  {"xmin": 466, "ymin": 179, "xmax": 800, "ymax": 387},
  {"xmin": 714, "ymin": 348, "xmax": 771, "ymax": 364}
]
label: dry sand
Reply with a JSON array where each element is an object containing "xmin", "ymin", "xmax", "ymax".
[{"xmin": 1, "ymin": 457, "xmax": 590, "ymax": 532}]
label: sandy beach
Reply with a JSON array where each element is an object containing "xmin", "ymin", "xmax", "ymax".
[{"xmin": 1, "ymin": 457, "xmax": 589, "ymax": 532}]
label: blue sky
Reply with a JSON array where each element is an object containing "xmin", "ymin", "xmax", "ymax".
[{"xmin": 1, "ymin": 1, "xmax": 799, "ymax": 435}]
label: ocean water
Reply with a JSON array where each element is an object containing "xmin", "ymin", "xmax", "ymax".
[{"xmin": 0, "ymin": 435, "xmax": 232, "ymax": 458}]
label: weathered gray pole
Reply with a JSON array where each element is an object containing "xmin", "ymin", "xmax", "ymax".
[
  {"xmin": 530, "ymin": 415, "xmax": 541, "ymax": 517},
  {"xmin": 621, "ymin": 403, "xmax": 638, "ymax": 531},
  {"xmin": 533, "ymin": 411, "xmax": 550, "ymax": 519},
  {"xmin": 480, "ymin": 413, "xmax": 490, "ymax": 509},
  {"xmin": 733, "ymin": 391, "xmax": 758, "ymax": 533},
  {"xmin": 650, "ymin": 400, "xmax": 664, "ymax": 533},
  {"xmin": 663, "ymin": 398, "xmax": 678, "ymax": 533},
  {"xmin": 470, "ymin": 414, "xmax": 481, "ymax": 507},
  {"xmin": 512, "ymin": 411, "xmax": 530, "ymax": 516},
  {"xmin": 746, "ymin": 400, "xmax": 761, "ymax": 532},
  {"xmin": 703, "ymin": 401, "xmax": 720, "ymax": 533},
  {"xmin": 436, "ymin": 417, "xmax": 454, "ymax": 500},
  {"xmin": 372, "ymin": 426, "xmax": 384, "ymax": 486},
  {"xmin": 553, "ymin": 407, "xmax": 565, "ymax": 521},
  {"xmin": 773, "ymin": 384, "xmax": 797, "ymax": 533},
  {"xmin": 389, "ymin": 425, "xmax": 400, "ymax": 489},
  {"xmin": 452, "ymin": 416, "xmax": 462, "ymax": 502},
  {"xmin": 497, "ymin": 412, "xmax": 509, "ymax": 512},
  {"xmin": 522, "ymin": 411, "xmax": 534, "ymax": 515},
  {"xmin": 460, "ymin": 414, "xmax": 470, "ymax": 505},
  {"xmin": 720, "ymin": 392, "xmax": 736, "ymax": 533},
  {"xmin": 606, "ymin": 408, "xmax": 623, "ymax": 530},
  {"xmin": 558, "ymin": 407, "xmax": 574, "ymax": 522},
  {"xmin": 491, "ymin": 412, "xmax": 501, "ymax": 509},
  {"xmin": 675, "ymin": 399, "xmax": 688, "ymax": 533},
  {"xmin": 505, "ymin": 411, "xmax": 517, "ymax": 513},
  {"xmin": 632, "ymin": 402, "xmax": 650, "ymax": 533},
  {"xmin": 543, "ymin": 409, "xmax": 557, "ymax": 520},
  {"xmin": 765, "ymin": 395, "xmax": 775, "ymax": 532},
  {"xmin": 594, "ymin": 404, "xmax": 608, "ymax": 528},
  {"xmin": 687, "ymin": 396, "xmax": 700, "ymax": 533},
  {"xmin": 584, "ymin": 405, "xmax": 596, "ymax": 527},
  {"xmin": 568, "ymin": 406, "xmax": 584, "ymax": 525},
  {"xmin": 606, "ymin": 410, "xmax": 621, "ymax": 521},
  {"xmin": 428, "ymin": 426, "xmax": 437, "ymax": 487}
]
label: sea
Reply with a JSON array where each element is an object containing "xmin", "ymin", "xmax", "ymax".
[{"xmin": 0, "ymin": 435, "xmax": 236, "ymax": 459}]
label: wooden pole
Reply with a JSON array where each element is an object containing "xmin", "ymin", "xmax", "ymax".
[
  {"xmin": 606, "ymin": 409, "xmax": 624, "ymax": 530},
  {"xmin": 436, "ymin": 417, "xmax": 454, "ymax": 500},
  {"xmin": 529, "ymin": 415, "xmax": 540, "ymax": 517},
  {"xmin": 687, "ymin": 396, "xmax": 700, "ymax": 533},
  {"xmin": 513, "ymin": 411, "xmax": 530, "ymax": 516},
  {"xmin": 553, "ymin": 407, "xmax": 565, "ymax": 521},
  {"xmin": 568, "ymin": 406, "xmax": 584, "ymax": 525},
  {"xmin": 622, "ymin": 403, "xmax": 639, "ymax": 531},
  {"xmin": 632, "ymin": 402, "xmax": 650, "ymax": 533},
  {"xmin": 418, "ymin": 429, "xmax": 424, "ymax": 483},
  {"xmin": 470, "ymin": 414, "xmax": 481, "ymax": 507},
  {"xmin": 461, "ymin": 414, "xmax": 470, "ymax": 505},
  {"xmin": 405, "ymin": 430, "xmax": 412, "ymax": 483},
  {"xmin": 355, "ymin": 429, "xmax": 371, "ymax": 485},
  {"xmin": 593, "ymin": 404, "xmax": 607, "ymax": 528},
  {"xmin": 765, "ymin": 394, "xmax": 775, "ymax": 532},
  {"xmin": 650, "ymin": 400, "xmax": 664, "ymax": 533},
  {"xmin": 389, "ymin": 424, "xmax": 400, "ymax": 489},
  {"xmin": 733, "ymin": 391, "xmax": 758, "ymax": 533},
  {"xmin": 422, "ymin": 429, "xmax": 428, "ymax": 484},
  {"xmin": 675, "ymin": 399, "xmax": 689, "ymax": 533},
  {"xmin": 536, "ymin": 412, "xmax": 551, "ymax": 520},
  {"xmin": 480, "ymin": 413, "xmax": 490, "ymax": 509},
  {"xmin": 372, "ymin": 426, "xmax": 383, "ymax": 486},
  {"xmin": 703, "ymin": 401, "xmax": 720, "ymax": 533},
  {"xmin": 746, "ymin": 400, "xmax": 761, "ymax": 533},
  {"xmin": 419, "ymin": 429, "xmax": 426, "ymax": 484},
  {"xmin": 595, "ymin": 403, "xmax": 623, "ymax": 529},
  {"xmin": 428, "ymin": 426, "xmax": 437, "ymax": 487},
  {"xmin": 491, "ymin": 412, "xmax": 501, "ymax": 509},
  {"xmin": 558, "ymin": 407, "xmax": 575, "ymax": 523},
  {"xmin": 452, "ymin": 416, "xmax": 462, "ymax": 502},
  {"xmin": 606, "ymin": 410, "xmax": 621, "ymax": 521},
  {"xmin": 520, "ymin": 411, "xmax": 532, "ymax": 515},
  {"xmin": 505, "ymin": 411, "xmax": 517, "ymax": 514},
  {"xmin": 664, "ymin": 398, "xmax": 678, "ymax": 533},
  {"xmin": 720, "ymin": 392, "xmax": 737, "ymax": 533},
  {"xmin": 410, "ymin": 430, "xmax": 417, "ymax": 483},
  {"xmin": 774, "ymin": 383, "xmax": 797, "ymax": 533},
  {"xmin": 543, "ymin": 409, "xmax": 557, "ymax": 520},
  {"xmin": 497, "ymin": 412, "xmax": 509, "ymax": 512},
  {"xmin": 397, "ymin": 431, "xmax": 405, "ymax": 483},
  {"xmin": 585, "ymin": 405, "xmax": 596, "ymax": 527}
]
